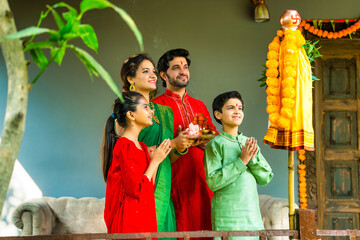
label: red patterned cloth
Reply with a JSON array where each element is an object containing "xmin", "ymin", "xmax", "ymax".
[
  {"xmin": 104, "ymin": 137, "xmax": 157, "ymax": 240},
  {"xmin": 153, "ymin": 89, "xmax": 214, "ymax": 237}
]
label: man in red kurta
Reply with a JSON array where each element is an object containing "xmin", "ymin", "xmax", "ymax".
[{"xmin": 153, "ymin": 48, "xmax": 215, "ymax": 238}]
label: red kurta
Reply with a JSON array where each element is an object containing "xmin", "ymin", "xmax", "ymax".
[
  {"xmin": 153, "ymin": 89, "xmax": 214, "ymax": 236},
  {"xmin": 104, "ymin": 137, "xmax": 157, "ymax": 239}
]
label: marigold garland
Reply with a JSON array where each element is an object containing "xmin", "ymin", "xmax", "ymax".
[
  {"xmin": 265, "ymin": 35, "xmax": 281, "ymax": 127},
  {"xmin": 265, "ymin": 29, "xmax": 306, "ymax": 129},
  {"xmin": 298, "ymin": 149, "xmax": 307, "ymax": 209},
  {"xmin": 299, "ymin": 19, "xmax": 360, "ymax": 39}
]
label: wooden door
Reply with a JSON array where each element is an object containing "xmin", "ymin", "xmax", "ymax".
[{"xmin": 314, "ymin": 40, "xmax": 360, "ymax": 238}]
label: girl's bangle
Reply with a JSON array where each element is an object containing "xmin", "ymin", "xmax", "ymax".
[{"xmin": 173, "ymin": 148, "xmax": 188, "ymax": 156}]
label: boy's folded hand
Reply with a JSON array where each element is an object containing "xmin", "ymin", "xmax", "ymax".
[{"xmin": 240, "ymin": 137, "xmax": 258, "ymax": 165}]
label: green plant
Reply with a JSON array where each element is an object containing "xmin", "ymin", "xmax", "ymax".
[
  {"xmin": 303, "ymin": 40, "xmax": 323, "ymax": 81},
  {"xmin": 5, "ymin": 0, "xmax": 143, "ymax": 100},
  {"xmin": 0, "ymin": 0, "xmax": 143, "ymax": 217},
  {"xmin": 257, "ymin": 64, "xmax": 267, "ymax": 87}
]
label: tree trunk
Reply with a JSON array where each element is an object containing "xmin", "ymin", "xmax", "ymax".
[{"xmin": 0, "ymin": 0, "xmax": 28, "ymax": 216}]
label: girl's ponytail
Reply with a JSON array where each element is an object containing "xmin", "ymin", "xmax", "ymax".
[{"xmin": 101, "ymin": 115, "xmax": 118, "ymax": 182}]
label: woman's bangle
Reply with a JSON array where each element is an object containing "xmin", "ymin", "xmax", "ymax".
[{"xmin": 173, "ymin": 148, "xmax": 188, "ymax": 156}]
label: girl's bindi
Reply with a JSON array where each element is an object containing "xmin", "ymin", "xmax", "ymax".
[
  {"xmin": 180, "ymin": 61, "xmax": 183, "ymax": 65},
  {"xmin": 236, "ymin": 103, "xmax": 238, "ymax": 107}
]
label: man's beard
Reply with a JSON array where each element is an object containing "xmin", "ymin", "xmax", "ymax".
[{"xmin": 167, "ymin": 73, "xmax": 189, "ymax": 88}]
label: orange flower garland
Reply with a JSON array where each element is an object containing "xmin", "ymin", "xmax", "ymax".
[
  {"xmin": 265, "ymin": 29, "xmax": 306, "ymax": 129},
  {"xmin": 299, "ymin": 19, "xmax": 360, "ymax": 39},
  {"xmin": 265, "ymin": 35, "xmax": 281, "ymax": 126},
  {"xmin": 298, "ymin": 149, "xmax": 307, "ymax": 209}
]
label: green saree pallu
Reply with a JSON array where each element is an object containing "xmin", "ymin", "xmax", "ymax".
[{"xmin": 139, "ymin": 103, "xmax": 176, "ymax": 237}]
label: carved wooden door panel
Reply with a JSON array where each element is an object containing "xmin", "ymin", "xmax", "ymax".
[{"xmin": 314, "ymin": 40, "xmax": 360, "ymax": 239}]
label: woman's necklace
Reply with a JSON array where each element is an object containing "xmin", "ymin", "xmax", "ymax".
[{"xmin": 149, "ymin": 102, "xmax": 160, "ymax": 124}]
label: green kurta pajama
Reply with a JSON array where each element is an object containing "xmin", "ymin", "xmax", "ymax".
[
  {"xmin": 139, "ymin": 103, "xmax": 176, "ymax": 239},
  {"xmin": 204, "ymin": 131, "xmax": 273, "ymax": 240}
]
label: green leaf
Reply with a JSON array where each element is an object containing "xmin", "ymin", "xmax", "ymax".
[
  {"xmin": 24, "ymin": 41, "xmax": 55, "ymax": 51},
  {"xmin": 78, "ymin": 24, "xmax": 98, "ymax": 52},
  {"xmin": 111, "ymin": 5, "xmax": 144, "ymax": 52},
  {"xmin": 68, "ymin": 45, "xmax": 123, "ymax": 100},
  {"xmin": 80, "ymin": 0, "xmax": 112, "ymax": 14},
  {"xmin": 313, "ymin": 50, "xmax": 323, "ymax": 58},
  {"xmin": 312, "ymin": 20, "xmax": 318, "ymax": 29},
  {"xmin": 49, "ymin": 30, "xmax": 62, "ymax": 41},
  {"xmin": 51, "ymin": 44, "xmax": 67, "ymax": 65},
  {"xmin": 308, "ymin": 44, "xmax": 314, "ymax": 54},
  {"xmin": 59, "ymin": 20, "xmax": 80, "ymax": 38},
  {"xmin": 50, "ymin": 48, "xmax": 59, "ymax": 63},
  {"xmin": 330, "ymin": 20, "xmax": 336, "ymax": 32},
  {"xmin": 70, "ymin": 50, "xmax": 99, "ymax": 80},
  {"xmin": 48, "ymin": 7, "xmax": 65, "ymax": 29},
  {"xmin": 260, "ymin": 81, "xmax": 267, "ymax": 87},
  {"xmin": 63, "ymin": 11, "xmax": 78, "ymax": 22},
  {"xmin": 312, "ymin": 75, "xmax": 320, "ymax": 81},
  {"xmin": 53, "ymin": 2, "xmax": 78, "ymax": 21},
  {"xmin": 77, "ymin": 1, "xmax": 143, "ymax": 51},
  {"xmin": 257, "ymin": 76, "xmax": 266, "ymax": 82},
  {"xmin": 29, "ymin": 48, "xmax": 48, "ymax": 69},
  {"xmin": 69, "ymin": 46, "xmax": 98, "ymax": 79},
  {"xmin": 62, "ymin": 33, "xmax": 80, "ymax": 41},
  {"xmin": 318, "ymin": 20, "xmax": 323, "ymax": 29},
  {"xmin": 5, "ymin": 26, "xmax": 51, "ymax": 39}
]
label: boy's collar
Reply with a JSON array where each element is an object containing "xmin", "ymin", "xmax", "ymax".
[{"xmin": 219, "ymin": 130, "xmax": 243, "ymax": 141}]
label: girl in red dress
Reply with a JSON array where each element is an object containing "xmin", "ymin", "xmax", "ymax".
[{"xmin": 101, "ymin": 91, "xmax": 171, "ymax": 238}]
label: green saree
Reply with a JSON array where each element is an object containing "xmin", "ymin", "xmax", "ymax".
[{"xmin": 139, "ymin": 103, "xmax": 176, "ymax": 237}]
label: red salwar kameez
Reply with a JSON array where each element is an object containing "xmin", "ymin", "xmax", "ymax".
[{"xmin": 104, "ymin": 137, "xmax": 157, "ymax": 240}]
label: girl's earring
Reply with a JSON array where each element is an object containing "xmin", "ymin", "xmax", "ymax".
[{"xmin": 130, "ymin": 83, "xmax": 136, "ymax": 91}]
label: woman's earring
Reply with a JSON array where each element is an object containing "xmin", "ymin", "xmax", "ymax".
[{"xmin": 130, "ymin": 83, "xmax": 135, "ymax": 91}]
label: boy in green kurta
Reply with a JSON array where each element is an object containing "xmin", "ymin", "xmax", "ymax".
[{"xmin": 204, "ymin": 91, "xmax": 273, "ymax": 240}]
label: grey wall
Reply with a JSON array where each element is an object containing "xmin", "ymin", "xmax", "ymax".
[{"xmin": 1, "ymin": 0, "xmax": 360, "ymax": 201}]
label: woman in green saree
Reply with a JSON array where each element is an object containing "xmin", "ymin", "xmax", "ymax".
[{"xmin": 119, "ymin": 54, "xmax": 193, "ymax": 237}]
